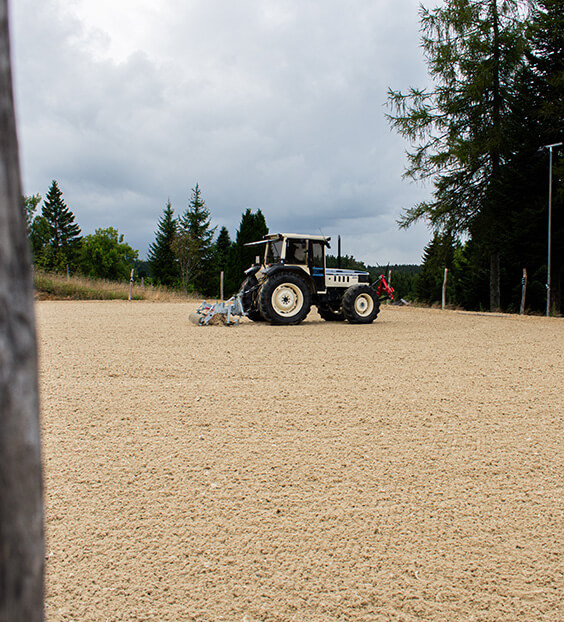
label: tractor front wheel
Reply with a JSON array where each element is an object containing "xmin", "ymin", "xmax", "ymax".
[
  {"xmin": 342, "ymin": 285, "xmax": 380, "ymax": 324},
  {"xmin": 259, "ymin": 272, "xmax": 311, "ymax": 325}
]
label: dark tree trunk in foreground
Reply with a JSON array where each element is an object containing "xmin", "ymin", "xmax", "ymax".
[{"xmin": 0, "ymin": 1, "xmax": 44, "ymax": 620}]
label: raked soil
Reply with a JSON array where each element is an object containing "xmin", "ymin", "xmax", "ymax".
[{"xmin": 36, "ymin": 301, "xmax": 563, "ymax": 621}]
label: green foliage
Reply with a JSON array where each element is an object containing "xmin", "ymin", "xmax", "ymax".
[
  {"xmin": 226, "ymin": 209, "xmax": 269, "ymax": 293},
  {"xmin": 172, "ymin": 184, "xmax": 216, "ymax": 295},
  {"xmin": 414, "ymin": 233, "xmax": 460, "ymax": 304},
  {"xmin": 23, "ymin": 194, "xmax": 41, "ymax": 230},
  {"xmin": 147, "ymin": 200, "xmax": 179, "ymax": 286},
  {"xmin": 387, "ymin": 0, "xmax": 529, "ymax": 310},
  {"xmin": 210, "ymin": 226, "xmax": 232, "ymax": 297},
  {"xmin": 34, "ymin": 271, "xmax": 143, "ymax": 300},
  {"xmin": 387, "ymin": 0, "xmax": 564, "ymax": 314},
  {"xmin": 388, "ymin": 0, "xmax": 527, "ymax": 233},
  {"xmin": 326, "ymin": 254, "xmax": 367, "ymax": 270},
  {"xmin": 377, "ymin": 265, "xmax": 420, "ymax": 301},
  {"xmin": 329, "ymin": 253, "xmax": 420, "ymax": 301},
  {"xmin": 29, "ymin": 215, "xmax": 50, "ymax": 263},
  {"xmin": 79, "ymin": 227, "xmax": 138, "ymax": 281},
  {"xmin": 36, "ymin": 180, "xmax": 82, "ymax": 272},
  {"xmin": 33, "ymin": 271, "xmax": 196, "ymax": 301}
]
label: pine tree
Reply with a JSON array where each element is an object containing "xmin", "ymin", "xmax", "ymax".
[
  {"xmin": 172, "ymin": 184, "xmax": 216, "ymax": 293},
  {"xmin": 488, "ymin": 0, "xmax": 564, "ymax": 313},
  {"xmin": 526, "ymin": 0, "xmax": 564, "ymax": 313},
  {"xmin": 387, "ymin": 0, "xmax": 528, "ymax": 311},
  {"xmin": 209, "ymin": 226, "xmax": 232, "ymax": 297},
  {"xmin": 39, "ymin": 180, "xmax": 81, "ymax": 272},
  {"xmin": 147, "ymin": 200, "xmax": 179, "ymax": 286},
  {"xmin": 227, "ymin": 208, "xmax": 269, "ymax": 289},
  {"xmin": 415, "ymin": 233, "xmax": 459, "ymax": 304},
  {"xmin": 214, "ymin": 226, "xmax": 232, "ymax": 273}
]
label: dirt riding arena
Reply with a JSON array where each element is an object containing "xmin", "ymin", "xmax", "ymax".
[{"xmin": 36, "ymin": 301, "xmax": 562, "ymax": 621}]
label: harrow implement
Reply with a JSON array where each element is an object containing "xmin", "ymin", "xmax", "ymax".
[{"xmin": 189, "ymin": 292, "xmax": 247, "ymax": 326}]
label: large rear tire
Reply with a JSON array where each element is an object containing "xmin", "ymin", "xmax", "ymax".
[
  {"xmin": 240, "ymin": 276, "xmax": 264, "ymax": 322},
  {"xmin": 342, "ymin": 284, "xmax": 380, "ymax": 324},
  {"xmin": 259, "ymin": 272, "xmax": 311, "ymax": 325}
]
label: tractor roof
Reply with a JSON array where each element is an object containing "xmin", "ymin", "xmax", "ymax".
[{"xmin": 245, "ymin": 233, "xmax": 331, "ymax": 247}]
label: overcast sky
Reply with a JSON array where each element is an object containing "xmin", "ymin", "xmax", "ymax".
[{"xmin": 10, "ymin": 0, "xmax": 436, "ymax": 266}]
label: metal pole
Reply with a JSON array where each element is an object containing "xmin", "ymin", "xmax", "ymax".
[
  {"xmin": 545, "ymin": 142, "xmax": 562, "ymax": 317},
  {"xmin": 547, "ymin": 147, "xmax": 553, "ymax": 317}
]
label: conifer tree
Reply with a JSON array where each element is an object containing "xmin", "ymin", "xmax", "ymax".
[
  {"xmin": 487, "ymin": 0, "xmax": 564, "ymax": 313},
  {"xmin": 415, "ymin": 233, "xmax": 459, "ymax": 304},
  {"xmin": 387, "ymin": 0, "xmax": 528, "ymax": 311},
  {"xmin": 39, "ymin": 180, "xmax": 81, "ymax": 272},
  {"xmin": 172, "ymin": 184, "xmax": 216, "ymax": 293},
  {"xmin": 209, "ymin": 226, "xmax": 232, "ymax": 297},
  {"xmin": 227, "ymin": 208, "xmax": 269, "ymax": 289},
  {"xmin": 214, "ymin": 226, "xmax": 232, "ymax": 273},
  {"xmin": 147, "ymin": 200, "xmax": 179, "ymax": 286}
]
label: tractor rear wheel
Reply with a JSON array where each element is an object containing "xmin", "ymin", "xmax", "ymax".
[
  {"xmin": 259, "ymin": 272, "xmax": 311, "ymax": 325},
  {"xmin": 317, "ymin": 304, "xmax": 345, "ymax": 321},
  {"xmin": 342, "ymin": 284, "xmax": 380, "ymax": 324},
  {"xmin": 240, "ymin": 276, "xmax": 264, "ymax": 321}
]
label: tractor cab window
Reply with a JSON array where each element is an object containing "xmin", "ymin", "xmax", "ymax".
[
  {"xmin": 265, "ymin": 239, "xmax": 283, "ymax": 265},
  {"xmin": 309, "ymin": 241, "xmax": 324, "ymax": 268},
  {"xmin": 285, "ymin": 239, "xmax": 308, "ymax": 264}
]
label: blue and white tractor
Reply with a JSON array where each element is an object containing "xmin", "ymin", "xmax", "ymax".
[{"xmin": 239, "ymin": 233, "xmax": 393, "ymax": 325}]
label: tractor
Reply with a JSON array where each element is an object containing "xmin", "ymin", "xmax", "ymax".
[{"xmin": 238, "ymin": 233, "xmax": 393, "ymax": 325}]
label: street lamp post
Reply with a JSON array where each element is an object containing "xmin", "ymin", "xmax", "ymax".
[{"xmin": 544, "ymin": 142, "xmax": 562, "ymax": 317}]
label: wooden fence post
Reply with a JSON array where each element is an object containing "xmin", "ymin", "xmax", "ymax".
[
  {"xmin": 520, "ymin": 268, "xmax": 527, "ymax": 315},
  {"xmin": 442, "ymin": 267, "xmax": 448, "ymax": 310},
  {"xmin": 0, "ymin": 1, "xmax": 44, "ymax": 618},
  {"xmin": 220, "ymin": 270, "xmax": 224, "ymax": 301},
  {"xmin": 128, "ymin": 268, "xmax": 134, "ymax": 301}
]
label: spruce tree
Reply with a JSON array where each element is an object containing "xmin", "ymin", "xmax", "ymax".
[
  {"xmin": 227, "ymin": 208, "xmax": 269, "ymax": 289},
  {"xmin": 209, "ymin": 226, "xmax": 232, "ymax": 297},
  {"xmin": 39, "ymin": 180, "xmax": 81, "ymax": 272},
  {"xmin": 415, "ymin": 233, "xmax": 459, "ymax": 305},
  {"xmin": 489, "ymin": 0, "xmax": 564, "ymax": 313},
  {"xmin": 214, "ymin": 226, "xmax": 232, "ymax": 273},
  {"xmin": 147, "ymin": 200, "xmax": 179, "ymax": 286},
  {"xmin": 172, "ymin": 184, "xmax": 216, "ymax": 294},
  {"xmin": 526, "ymin": 0, "xmax": 564, "ymax": 313}
]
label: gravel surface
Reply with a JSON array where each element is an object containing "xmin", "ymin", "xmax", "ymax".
[{"xmin": 36, "ymin": 301, "xmax": 563, "ymax": 621}]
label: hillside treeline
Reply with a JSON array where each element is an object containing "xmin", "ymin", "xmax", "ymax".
[{"xmin": 25, "ymin": 181, "xmax": 270, "ymax": 298}]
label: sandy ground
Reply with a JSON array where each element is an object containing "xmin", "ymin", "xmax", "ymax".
[{"xmin": 36, "ymin": 301, "xmax": 563, "ymax": 621}]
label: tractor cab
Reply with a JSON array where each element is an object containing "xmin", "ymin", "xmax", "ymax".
[{"xmin": 247, "ymin": 233, "xmax": 330, "ymax": 291}]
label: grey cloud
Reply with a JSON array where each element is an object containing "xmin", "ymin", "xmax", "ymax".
[{"xmin": 11, "ymin": 0, "xmax": 433, "ymax": 265}]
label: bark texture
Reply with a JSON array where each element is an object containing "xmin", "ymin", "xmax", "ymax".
[{"xmin": 0, "ymin": 1, "xmax": 44, "ymax": 620}]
